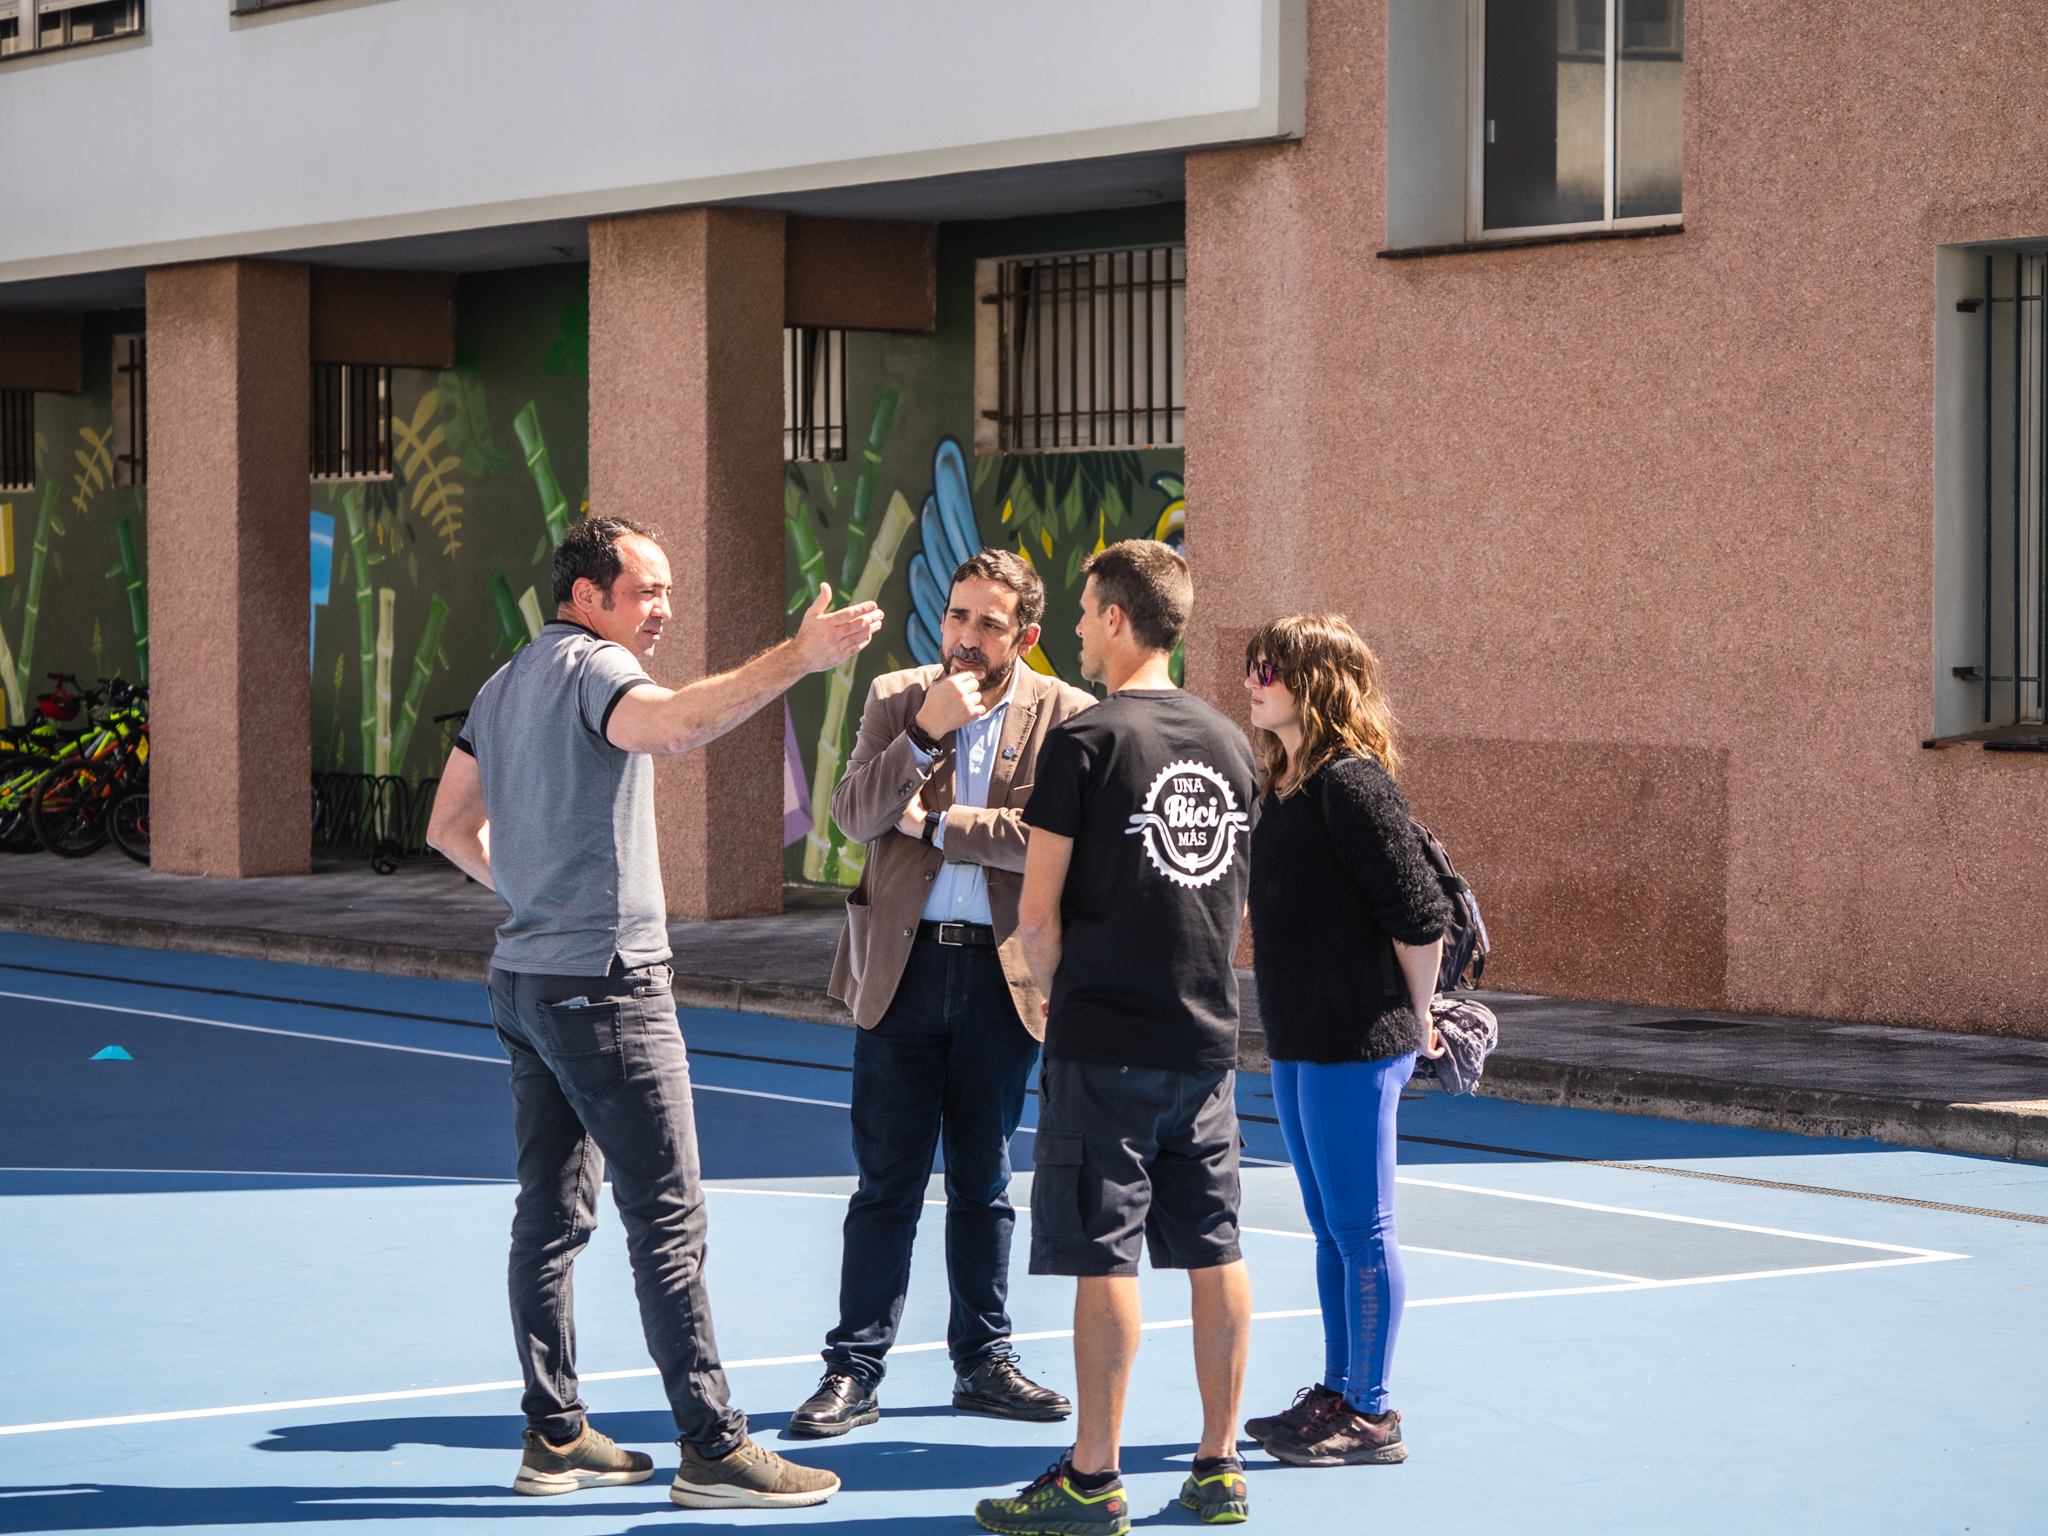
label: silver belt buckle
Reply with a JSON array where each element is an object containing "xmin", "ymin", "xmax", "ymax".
[{"xmin": 937, "ymin": 922, "xmax": 967, "ymax": 946}]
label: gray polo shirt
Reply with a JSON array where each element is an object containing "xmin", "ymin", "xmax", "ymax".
[{"xmin": 456, "ymin": 620, "xmax": 670, "ymax": 976}]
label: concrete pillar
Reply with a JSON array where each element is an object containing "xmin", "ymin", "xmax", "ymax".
[
  {"xmin": 145, "ymin": 260, "xmax": 312, "ymax": 876},
  {"xmin": 588, "ymin": 207, "xmax": 787, "ymax": 920}
]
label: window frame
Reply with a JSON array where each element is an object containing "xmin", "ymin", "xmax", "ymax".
[
  {"xmin": 0, "ymin": 0, "xmax": 144, "ymax": 60},
  {"xmin": 1465, "ymin": 0, "xmax": 1685, "ymax": 243},
  {"xmin": 973, "ymin": 242, "xmax": 1186, "ymax": 458}
]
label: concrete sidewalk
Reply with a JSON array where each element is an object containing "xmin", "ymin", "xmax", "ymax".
[{"xmin": 1, "ymin": 851, "xmax": 2042, "ymax": 1163}]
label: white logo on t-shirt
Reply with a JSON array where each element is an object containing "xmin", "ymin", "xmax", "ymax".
[{"xmin": 1125, "ymin": 759, "xmax": 1251, "ymax": 889}]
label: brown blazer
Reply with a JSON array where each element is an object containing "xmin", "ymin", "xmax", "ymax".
[{"xmin": 827, "ymin": 663, "xmax": 1096, "ymax": 1038}]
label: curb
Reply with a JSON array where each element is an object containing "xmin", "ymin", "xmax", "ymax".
[
  {"xmin": 5, "ymin": 902, "xmax": 2039, "ymax": 1162},
  {"xmin": 1472, "ymin": 1054, "xmax": 2048, "ymax": 1165},
  {"xmin": 0, "ymin": 902, "xmax": 857, "ymax": 1028}
]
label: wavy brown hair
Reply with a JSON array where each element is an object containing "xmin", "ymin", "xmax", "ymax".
[{"xmin": 1244, "ymin": 613, "xmax": 1402, "ymax": 799}]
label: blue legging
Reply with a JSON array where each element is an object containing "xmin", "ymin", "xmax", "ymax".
[{"xmin": 1269, "ymin": 1053, "xmax": 1415, "ymax": 1415}]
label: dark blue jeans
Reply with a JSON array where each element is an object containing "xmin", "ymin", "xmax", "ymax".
[
  {"xmin": 823, "ymin": 937, "xmax": 1040, "ymax": 1386},
  {"xmin": 489, "ymin": 962, "xmax": 747, "ymax": 1455}
]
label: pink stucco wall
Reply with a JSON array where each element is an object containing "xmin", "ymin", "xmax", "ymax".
[
  {"xmin": 1185, "ymin": 1, "xmax": 2048, "ymax": 1035},
  {"xmin": 589, "ymin": 207, "xmax": 789, "ymax": 921},
  {"xmin": 146, "ymin": 260, "xmax": 313, "ymax": 878}
]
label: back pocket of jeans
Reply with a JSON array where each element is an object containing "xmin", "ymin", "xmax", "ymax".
[{"xmin": 539, "ymin": 999, "xmax": 625, "ymax": 1097}]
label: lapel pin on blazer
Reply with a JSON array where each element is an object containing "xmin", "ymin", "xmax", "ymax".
[{"xmin": 1001, "ymin": 746, "xmax": 1018, "ymax": 759}]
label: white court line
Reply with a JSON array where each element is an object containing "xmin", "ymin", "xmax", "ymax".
[
  {"xmin": 0, "ymin": 1167, "xmax": 513, "ymax": 1183},
  {"xmin": 0, "ymin": 989, "xmax": 862, "ymax": 1112},
  {"xmin": 1393, "ymin": 1176, "xmax": 1967, "ymax": 1261},
  {"xmin": 1238, "ymin": 1226, "xmax": 1648, "ymax": 1282},
  {"xmin": 0, "ymin": 991, "xmax": 508, "ymax": 1063}
]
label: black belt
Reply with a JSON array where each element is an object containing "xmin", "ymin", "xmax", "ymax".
[{"xmin": 917, "ymin": 920, "xmax": 997, "ymax": 948}]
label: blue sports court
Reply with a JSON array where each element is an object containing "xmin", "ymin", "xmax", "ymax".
[{"xmin": 1, "ymin": 930, "xmax": 2042, "ymax": 1535}]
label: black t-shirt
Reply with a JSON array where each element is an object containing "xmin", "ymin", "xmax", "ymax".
[{"xmin": 1022, "ymin": 689, "xmax": 1258, "ymax": 1073}]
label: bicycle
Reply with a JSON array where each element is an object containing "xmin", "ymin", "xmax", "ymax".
[{"xmin": 29, "ymin": 680, "xmax": 150, "ymax": 859}]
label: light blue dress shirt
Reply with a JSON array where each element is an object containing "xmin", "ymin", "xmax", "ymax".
[{"xmin": 910, "ymin": 667, "xmax": 1020, "ymax": 925}]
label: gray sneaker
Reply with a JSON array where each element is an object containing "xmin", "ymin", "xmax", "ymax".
[
  {"xmin": 511, "ymin": 1424, "xmax": 654, "ymax": 1495},
  {"xmin": 669, "ymin": 1435, "xmax": 841, "ymax": 1509}
]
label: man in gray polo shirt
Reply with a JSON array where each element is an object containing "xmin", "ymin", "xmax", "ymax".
[{"xmin": 428, "ymin": 515, "xmax": 882, "ymax": 1510}]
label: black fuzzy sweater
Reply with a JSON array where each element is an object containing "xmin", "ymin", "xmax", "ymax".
[{"xmin": 1248, "ymin": 753, "xmax": 1453, "ymax": 1064}]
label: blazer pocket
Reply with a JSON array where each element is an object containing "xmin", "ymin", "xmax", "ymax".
[
  {"xmin": 1005, "ymin": 778, "xmax": 1035, "ymax": 806},
  {"xmin": 842, "ymin": 894, "xmax": 871, "ymax": 987}
]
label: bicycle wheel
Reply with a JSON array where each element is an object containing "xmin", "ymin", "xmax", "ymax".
[
  {"xmin": 108, "ymin": 787, "xmax": 151, "ymax": 865},
  {"xmin": 0, "ymin": 755, "xmax": 53, "ymax": 854},
  {"xmin": 31, "ymin": 758, "xmax": 113, "ymax": 858}
]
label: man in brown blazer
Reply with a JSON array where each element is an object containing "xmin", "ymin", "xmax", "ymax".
[{"xmin": 789, "ymin": 549, "xmax": 1095, "ymax": 1438}]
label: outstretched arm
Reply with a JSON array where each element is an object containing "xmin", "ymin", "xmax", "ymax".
[{"xmin": 606, "ymin": 584, "xmax": 883, "ymax": 755}]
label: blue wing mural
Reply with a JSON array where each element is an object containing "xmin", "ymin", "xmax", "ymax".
[{"xmin": 905, "ymin": 438, "xmax": 985, "ymax": 667}]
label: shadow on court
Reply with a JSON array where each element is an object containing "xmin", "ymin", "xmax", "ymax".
[{"xmin": 1, "ymin": 1436, "xmax": 1214, "ymax": 1531}]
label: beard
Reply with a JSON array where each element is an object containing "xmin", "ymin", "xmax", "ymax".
[{"xmin": 949, "ymin": 646, "xmax": 1015, "ymax": 699}]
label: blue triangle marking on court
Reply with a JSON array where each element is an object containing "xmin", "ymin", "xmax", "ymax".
[{"xmin": 90, "ymin": 1045, "xmax": 133, "ymax": 1060}]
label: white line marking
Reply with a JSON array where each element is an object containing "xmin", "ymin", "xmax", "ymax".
[
  {"xmin": 1238, "ymin": 1226, "xmax": 1651, "ymax": 1282},
  {"xmin": 1393, "ymin": 1175, "xmax": 1967, "ymax": 1260},
  {"xmin": 0, "ymin": 991, "xmax": 508, "ymax": 1062},
  {"xmin": 0, "ymin": 990, "xmax": 861, "ymax": 1111},
  {"xmin": 0, "ymin": 1167, "xmax": 513, "ymax": 1183},
  {"xmin": 0, "ymin": 1247, "xmax": 1964, "ymax": 1440}
]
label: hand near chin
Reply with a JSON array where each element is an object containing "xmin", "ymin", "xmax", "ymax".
[{"xmin": 917, "ymin": 670, "xmax": 987, "ymax": 736}]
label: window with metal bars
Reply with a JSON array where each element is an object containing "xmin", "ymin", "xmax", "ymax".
[
  {"xmin": 976, "ymin": 244, "xmax": 1185, "ymax": 455},
  {"xmin": 784, "ymin": 327, "xmax": 846, "ymax": 462},
  {"xmin": 0, "ymin": 390, "xmax": 34, "ymax": 493},
  {"xmin": 112, "ymin": 333, "xmax": 145, "ymax": 489},
  {"xmin": 0, "ymin": 0, "xmax": 144, "ymax": 57},
  {"xmin": 310, "ymin": 363, "xmax": 393, "ymax": 482},
  {"xmin": 1959, "ymin": 251, "xmax": 2047, "ymax": 731}
]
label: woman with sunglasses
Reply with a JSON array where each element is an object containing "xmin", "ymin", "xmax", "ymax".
[{"xmin": 1237, "ymin": 613, "xmax": 1451, "ymax": 1469}]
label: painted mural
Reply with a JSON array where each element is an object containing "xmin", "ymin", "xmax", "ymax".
[
  {"xmin": 0, "ymin": 205, "xmax": 1187, "ymax": 889},
  {"xmin": 0, "ymin": 268, "xmax": 592, "ymax": 790}
]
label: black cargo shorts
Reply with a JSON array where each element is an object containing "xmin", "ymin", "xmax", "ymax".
[{"xmin": 1027, "ymin": 1057, "xmax": 1242, "ymax": 1278}]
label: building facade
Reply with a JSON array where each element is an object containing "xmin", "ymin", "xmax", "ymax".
[{"xmin": 2, "ymin": 1, "xmax": 2042, "ymax": 1037}]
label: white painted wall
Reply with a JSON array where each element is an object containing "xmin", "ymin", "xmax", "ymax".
[{"xmin": 0, "ymin": 0, "xmax": 1303, "ymax": 282}]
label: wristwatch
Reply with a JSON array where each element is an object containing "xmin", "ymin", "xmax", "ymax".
[
  {"xmin": 921, "ymin": 809, "xmax": 941, "ymax": 846},
  {"xmin": 906, "ymin": 716, "xmax": 946, "ymax": 755}
]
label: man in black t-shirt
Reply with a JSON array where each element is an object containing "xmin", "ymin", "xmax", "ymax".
[{"xmin": 974, "ymin": 541, "xmax": 1257, "ymax": 1536}]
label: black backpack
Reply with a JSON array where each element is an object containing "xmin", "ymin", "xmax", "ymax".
[{"xmin": 1409, "ymin": 818, "xmax": 1489, "ymax": 992}]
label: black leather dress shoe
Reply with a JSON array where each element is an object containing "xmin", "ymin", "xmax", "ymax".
[
  {"xmin": 787, "ymin": 1371, "xmax": 880, "ymax": 1438},
  {"xmin": 952, "ymin": 1346, "xmax": 1072, "ymax": 1422}
]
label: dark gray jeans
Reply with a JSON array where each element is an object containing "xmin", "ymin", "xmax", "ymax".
[{"xmin": 489, "ymin": 962, "xmax": 746, "ymax": 1454}]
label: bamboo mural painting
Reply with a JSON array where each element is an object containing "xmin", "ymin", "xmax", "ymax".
[
  {"xmin": 113, "ymin": 511, "xmax": 147, "ymax": 683},
  {"xmin": 802, "ymin": 489, "xmax": 916, "ymax": 884},
  {"xmin": 513, "ymin": 402, "xmax": 574, "ymax": 548},
  {"xmin": 343, "ymin": 489, "xmax": 379, "ymax": 776},
  {"xmin": 374, "ymin": 588, "xmax": 397, "ymax": 776},
  {"xmin": 388, "ymin": 594, "xmax": 451, "ymax": 777},
  {"xmin": 393, "ymin": 391, "xmax": 467, "ymax": 556},
  {"xmin": 12, "ymin": 480, "xmax": 62, "ymax": 709}
]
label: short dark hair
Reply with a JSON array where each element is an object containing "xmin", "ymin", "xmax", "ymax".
[
  {"xmin": 950, "ymin": 548, "xmax": 1046, "ymax": 631},
  {"xmin": 552, "ymin": 516, "xmax": 663, "ymax": 606},
  {"xmin": 1081, "ymin": 539, "xmax": 1190, "ymax": 653}
]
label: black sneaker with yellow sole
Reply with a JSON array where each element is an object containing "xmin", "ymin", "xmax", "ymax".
[
  {"xmin": 974, "ymin": 1459, "xmax": 1130, "ymax": 1536},
  {"xmin": 1178, "ymin": 1456, "xmax": 1250, "ymax": 1524}
]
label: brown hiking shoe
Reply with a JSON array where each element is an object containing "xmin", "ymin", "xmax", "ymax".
[
  {"xmin": 1268, "ymin": 1402, "xmax": 1409, "ymax": 1466},
  {"xmin": 511, "ymin": 1424, "xmax": 654, "ymax": 1495},
  {"xmin": 1243, "ymin": 1383, "xmax": 1342, "ymax": 1448},
  {"xmin": 669, "ymin": 1435, "xmax": 840, "ymax": 1509}
]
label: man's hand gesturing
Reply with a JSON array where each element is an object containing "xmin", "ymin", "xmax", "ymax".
[
  {"xmin": 916, "ymin": 671, "xmax": 987, "ymax": 737},
  {"xmin": 794, "ymin": 583, "xmax": 884, "ymax": 673}
]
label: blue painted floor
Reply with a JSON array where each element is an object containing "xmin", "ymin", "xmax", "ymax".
[{"xmin": 0, "ymin": 931, "xmax": 2042, "ymax": 1534}]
